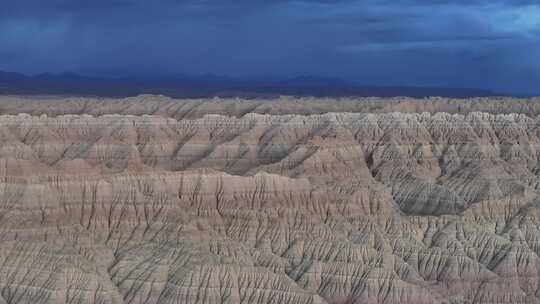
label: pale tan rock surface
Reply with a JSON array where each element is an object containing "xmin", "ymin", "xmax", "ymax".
[{"xmin": 1, "ymin": 95, "xmax": 540, "ymax": 303}]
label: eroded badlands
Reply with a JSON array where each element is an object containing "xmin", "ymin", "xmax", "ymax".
[{"xmin": 1, "ymin": 96, "xmax": 540, "ymax": 303}]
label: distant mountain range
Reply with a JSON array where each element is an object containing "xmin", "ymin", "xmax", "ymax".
[{"xmin": 0, "ymin": 70, "xmax": 500, "ymax": 98}]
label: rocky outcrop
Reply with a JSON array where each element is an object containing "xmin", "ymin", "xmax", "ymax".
[{"xmin": 2, "ymin": 96, "xmax": 540, "ymax": 303}]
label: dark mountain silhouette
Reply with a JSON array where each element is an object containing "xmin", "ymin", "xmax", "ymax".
[{"xmin": 0, "ymin": 70, "xmax": 500, "ymax": 98}]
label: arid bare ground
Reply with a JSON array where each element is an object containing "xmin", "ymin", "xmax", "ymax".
[{"xmin": 1, "ymin": 95, "xmax": 540, "ymax": 303}]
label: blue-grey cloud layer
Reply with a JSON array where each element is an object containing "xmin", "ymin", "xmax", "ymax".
[{"xmin": 1, "ymin": 0, "xmax": 539, "ymax": 94}]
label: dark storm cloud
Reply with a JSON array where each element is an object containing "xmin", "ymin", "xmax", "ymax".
[{"xmin": 0, "ymin": 0, "xmax": 539, "ymax": 94}]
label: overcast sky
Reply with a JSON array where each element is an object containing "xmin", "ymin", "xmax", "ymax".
[{"xmin": 1, "ymin": 0, "xmax": 539, "ymax": 95}]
